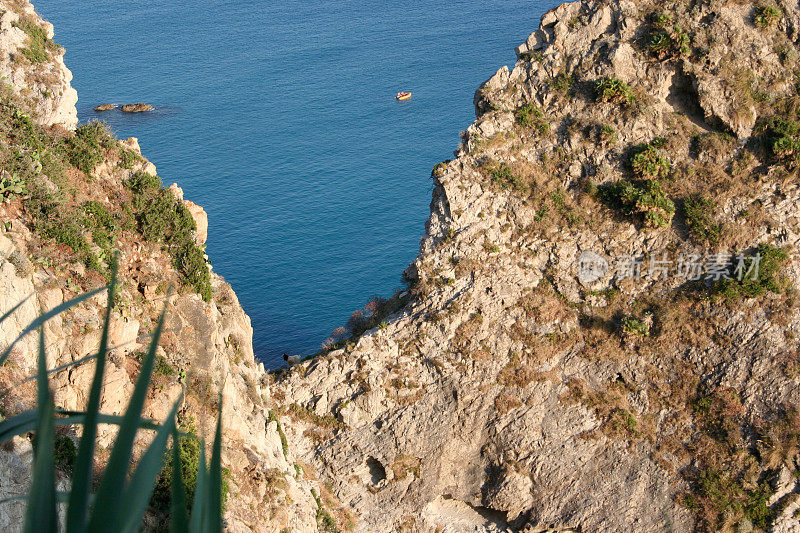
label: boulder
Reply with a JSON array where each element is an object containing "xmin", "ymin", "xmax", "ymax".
[
  {"xmin": 184, "ymin": 200, "xmax": 208, "ymax": 245},
  {"xmin": 93, "ymin": 103, "xmax": 116, "ymax": 111},
  {"xmin": 120, "ymin": 103, "xmax": 153, "ymax": 113},
  {"xmin": 120, "ymin": 137, "xmax": 142, "ymax": 154}
]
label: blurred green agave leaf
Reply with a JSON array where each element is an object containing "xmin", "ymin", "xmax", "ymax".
[{"xmin": 1, "ymin": 257, "xmax": 226, "ymax": 532}]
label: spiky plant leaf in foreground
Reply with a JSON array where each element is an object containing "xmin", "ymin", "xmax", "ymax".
[
  {"xmin": 207, "ymin": 400, "xmax": 224, "ymax": 532},
  {"xmin": 86, "ymin": 309, "xmax": 166, "ymax": 532},
  {"xmin": 189, "ymin": 442, "xmax": 209, "ymax": 532},
  {"xmin": 0, "ymin": 286, "xmax": 106, "ymax": 367},
  {"xmin": 66, "ymin": 259, "xmax": 118, "ymax": 533},
  {"xmin": 0, "ymin": 258, "xmax": 227, "ymax": 532},
  {"xmin": 0, "ymin": 410, "xmax": 164, "ymax": 444},
  {"xmin": 23, "ymin": 327, "xmax": 58, "ymax": 533},
  {"xmin": 169, "ymin": 425, "xmax": 189, "ymax": 533},
  {"xmin": 118, "ymin": 398, "xmax": 182, "ymax": 533}
]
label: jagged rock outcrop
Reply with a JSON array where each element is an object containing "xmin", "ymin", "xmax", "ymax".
[
  {"xmin": 168, "ymin": 183, "xmax": 209, "ymax": 246},
  {"xmin": 1, "ymin": 216, "xmax": 319, "ymax": 530},
  {"xmin": 0, "ymin": 1, "xmax": 77, "ymax": 129},
  {"xmin": 270, "ymin": 1, "xmax": 800, "ymax": 531}
]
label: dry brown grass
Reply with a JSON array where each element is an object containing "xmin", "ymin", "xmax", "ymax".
[
  {"xmin": 389, "ymin": 455, "xmax": 421, "ymax": 481},
  {"xmin": 494, "ymin": 393, "xmax": 523, "ymax": 415},
  {"xmin": 452, "ymin": 312, "xmax": 483, "ymax": 350},
  {"xmin": 497, "ymin": 357, "xmax": 539, "ymax": 388}
]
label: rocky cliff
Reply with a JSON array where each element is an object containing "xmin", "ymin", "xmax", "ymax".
[
  {"xmin": 0, "ymin": 1, "xmax": 321, "ymax": 531},
  {"xmin": 269, "ymin": 1, "xmax": 800, "ymax": 531},
  {"xmin": 4, "ymin": 0, "xmax": 800, "ymax": 532},
  {"xmin": 0, "ymin": 1, "xmax": 76, "ymax": 129}
]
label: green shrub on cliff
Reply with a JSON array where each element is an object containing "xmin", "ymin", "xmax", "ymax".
[
  {"xmin": 23, "ymin": 182, "xmax": 102, "ymax": 271},
  {"xmin": 647, "ymin": 20, "xmax": 690, "ymax": 60},
  {"xmin": 0, "ymin": 173, "xmax": 25, "ymax": 202},
  {"xmin": 764, "ymin": 117, "xmax": 800, "ymax": 167},
  {"xmin": 712, "ymin": 244, "xmax": 789, "ymax": 299},
  {"xmin": 66, "ymin": 121, "xmax": 111, "ymax": 177},
  {"xmin": 174, "ymin": 243, "xmax": 213, "ymax": 301},
  {"xmin": 595, "ymin": 77, "xmax": 635, "ymax": 106},
  {"xmin": 125, "ymin": 170, "xmax": 162, "ymax": 192},
  {"xmin": 550, "ymin": 72, "xmax": 576, "ymax": 95},
  {"xmin": 683, "ymin": 195, "xmax": 720, "ymax": 244},
  {"xmin": 620, "ymin": 315, "xmax": 650, "ymax": 336},
  {"xmin": 2, "ymin": 109, "xmax": 109, "ymax": 271},
  {"xmin": 487, "ymin": 162, "xmax": 526, "ymax": 191},
  {"xmin": 54, "ymin": 434, "xmax": 77, "ymax": 474},
  {"xmin": 82, "ymin": 200, "xmax": 118, "ymax": 254},
  {"xmin": 12, "ymin": 17, "xmax": 61, "ymax": 64},
  {"xmin": 630, "ymin": 140, "xmax": 671, "ymax": 179},
  {"xmin": 599, "ymin": 179, "xmax": 675, "ymax": 228},
  {"xmin": 132, "ymin": 186, "xmax": 194, "ymax": 244},
  {"xmin": 514, "ymin": 102, "xmax": 549, "ymax": 134},
  {"xmin": 126, "ymin": 171, "xmax": 213, "ymax": 301},
  {"xmin": 650, "ymin": 12, "xmax": 672, "ymax": 28},
  {"xmin": 754, "ymin": 5, "xmax": 781, "ymax": 29},
  {"xmin": 151, "ymin": 414, "xmax": 230, "ymax": 517},
  {"xmin": 0, "ymin": 61, "xmax": 213, "ymax": 299}
]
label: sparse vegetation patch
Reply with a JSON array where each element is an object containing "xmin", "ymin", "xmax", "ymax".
[
  {"xmin": 646, "ymin": 14, "xmax": 690, "ymax": 60},
  {"xmin": 598, "ymin": 179, "xmax": 675, "ymax": 228},
  {"xmin": 125, "ymin": 171, "xmax": 212, "ymax": 301},
  {"xmin": 595, "ymin": 77, "xmax": 635, "ymax": 106},
  {"xmin": 764, "ymin": 117, "xmax": 800, "ymax": 167},
  {"xmin": 712, "ymin": 244, "xmax": 789, "ymax": 299},
  {"xmin": 487, "ymin": 161, "xmax": 526, "ymax": 191},
  {"xmin": 683, "ymin": 195, "xmax": 720, "ymax": 244},
  {"xmin": 12, "ymin": 16, "xmax": 61, "ymax": 63},
  {"xmin": 515, "ymin": 102, "xmax": 550, "ymax": 134},
  {"xmin": 630, "ymin": 140, "xmax": 671, "ymax": 179},
  {"xmin": 754, "ymin": 5, "xmax": 781, "ymax": 29}
]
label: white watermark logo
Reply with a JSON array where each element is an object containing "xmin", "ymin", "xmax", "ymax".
[
  {"xmin": 577, "ymin": 250, "xmax": 609, "ymax": 283},
  {"xmin": 577, "ymin": 251, "xmax": 761, "ymax": 282}
]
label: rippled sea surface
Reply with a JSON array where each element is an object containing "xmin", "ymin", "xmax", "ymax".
[{"xmin": 35, "ymin": 0, "xmax": 558, "ymax": 367}]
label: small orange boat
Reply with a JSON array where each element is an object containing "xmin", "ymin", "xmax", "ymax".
[{"xmin": 395, "ymin": 91, "xmax": 412, "ymax": 101}]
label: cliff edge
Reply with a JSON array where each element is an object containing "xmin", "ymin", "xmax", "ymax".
[
  {"xmin": 0, "ymin": 1, "xmax": 77, "ymax": 129},
  {"xmin": 0, "ymin": 1, "xmax": 320, "ymax": 531},
  {"xmin": 271, "ymin": 1, "xmax": 800, "ymax": 531}
]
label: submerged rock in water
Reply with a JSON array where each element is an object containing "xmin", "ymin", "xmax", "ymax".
[
  {"xmin": 121, "ymin": 102, "xmax": 153, "ymax": 113},
  {"xmin": 93, "ymin": 103, "xmax": 116, "ymax": 111}
]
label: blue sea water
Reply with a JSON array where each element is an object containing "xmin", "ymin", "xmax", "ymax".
[{"xmin": 34, "ymin": 0, "xmax": 557, "ymax": 368}]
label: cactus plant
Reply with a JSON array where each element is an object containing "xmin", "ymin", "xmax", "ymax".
[{"xmin": 0, "ymin": 173, "xmax": 25, "ymax": 202}]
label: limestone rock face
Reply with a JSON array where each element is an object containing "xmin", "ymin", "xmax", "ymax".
[
  {"xmin": 0, "ymin": 201, "xmax": 318, "ymax": 531},
  {"xmin": 5, "ymin": 0, "xmax": 800, "ymax": 531},
  {"xmin": 267, "ymin": 1, "xmax": 800, "ymax": 531},
  {"xmin": 121, "ymin": 137, "xmax": 158, "ymax": 175},
  {"xmin": 0, "ymin": 0, "xmax": 77, "ymax": 129},
  {"xmin": 184, "ymin": 200, "xmax": 209, "ymax": 245}
]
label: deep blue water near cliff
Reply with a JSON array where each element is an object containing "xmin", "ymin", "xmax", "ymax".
[{"xmin": 35, "ymin": 0, "xmax": 556, "ymax": 368}]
